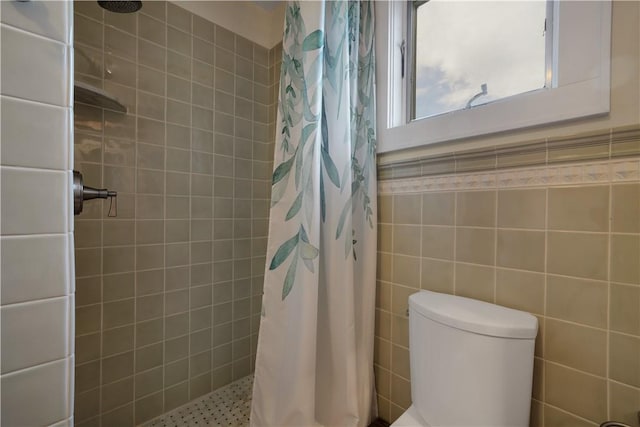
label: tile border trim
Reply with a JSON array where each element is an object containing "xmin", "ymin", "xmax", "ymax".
[
  {"xmin": 378, "ymin": 125, "xmax": 640, "ymax": 181},
  {"xmin": 378, "ymin": 157, "xmax": 640, "ymax": 195}
]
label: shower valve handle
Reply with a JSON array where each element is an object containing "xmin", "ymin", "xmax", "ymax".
[{"xmin": 73, "ymin": 170, "xmax": 117, "ymax": 216}]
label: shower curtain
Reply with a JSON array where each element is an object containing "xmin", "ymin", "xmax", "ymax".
[{"xmin": 251, "ymin": 1, "xmax": 377, "ymax": 426}]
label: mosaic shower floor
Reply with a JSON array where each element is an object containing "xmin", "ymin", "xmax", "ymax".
[{"xmin": 141, "ymin": 375, "xmax": 253, "ymax": 427}]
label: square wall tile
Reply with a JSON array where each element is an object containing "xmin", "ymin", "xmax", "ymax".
[
  {"xmin": 497, "ymin": 189, "xmax": 546, "ymax": 229},
  {"xmin": 546, "ymin": 275, "xmax": 608, "ymax": 328},
  {"xmin": 545, "ymin": 361, "xmax": 606, "ymax": 423},
  {"xmin": 548, "ymin": 186, "xmax": 609, "ymax": 232},
  {"xmin": 547, "ymin": 232, "xmax": 608, "ymax": 280}
]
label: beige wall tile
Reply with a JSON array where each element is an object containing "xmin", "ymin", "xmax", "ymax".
[
  {"xmin": 375, "ymin": 309, "xmax": 391, "ymax": 341},
  {"xmin": 611, "ymin": 234, "xmax": 640, "ymax": 285},
  {"xmin": 377, "ymin": 395, "xmax": 391, "ymax": 423},
  {"xmin": 547, "ymin": 275, "xmax": 608, "ymax": 328},
  {"xmin": 101, "ymin": 403, "xmax": 133, "ymax": 427},
  {"xmin": 376, "ymin": 280, "xmax": 391, "ymax": 312},
  {"xmin": 422, "ymin": 192, "xmax": 455, "ymax": 226},
  {"xmin": 532, "ymin": 357, "xmax": 544, "ymax": 401},
  {"xmin": 420, "ymin": 258, "xmax": 454, "ymax": 294},
  {"xmin": 74, "ymin": 221, "xmax": 102, "ymax": 248},
  {"xmin": 378, "ymin": 224, "xmax": 392, "ymax": 253},
  {"xmin": 535, "ymin": 315, "xmax": 544, "ymax": 357},
  {"xmin": 391, "ymin": 315, "xmax": 409, "ymax": 349},
  {"xmin": 102, "ymin": 377, "xmax": 134, "ymax": 412},
  {"xmin": 75, "ymin": 361, "xmax": 100, "ymax": 393},
  {"xmin": 75, "ymin": 388, "xmax": 100, "ymax": 423},
  {"xmin": 102, "ymin": 325, "xmax": 134, "ymax": 357},
  {"xmin": 456, "ymin": 191, "xmax": 496, "ymax": 227},
  {"xmin": 496, "ymin": 230, "xmax": 545, "ymax": 272},
  {"xmin": 392, "ymin": 255, "xmax": 420, "ymax": 289},
  {"xmin": 102, "ymin": 351, "xmax": 134, "ymax": 385},
  {"xmin": 497, "ymin": 189, "xmax": 546, "ymax": 229},
  {"xmin": 612, "ymin": 184, "xmax": 640, "ymax": 233},
  {"xmin": 610, "ymin": 333, "xmax": 640, "ymax": 388},
  {"xmin": 393, "ymin": 225, "xmax": 421, "ymax": 256},
  {"xmin": 610, "ymin": 283, "xmax": 640, "ymax": 336},
  {"xmin": 421, "ymin": 226, "xmax": 454, "ymax": 260},
  {"xmin": 455, "ymin": 227, "xmax": 495, "ymax": 266},
  {"xmin": 609, "ymin": 381, "xmax": 640, "ymax": 427},
  {"xmin": 547, "ymin": 232, "xmax": 608, "ymax": 280},
  {"xmin": 103, "ymin": 299, "xmax": 135, "ymax": 329},
  {"xmin": 545, "ymin": 362, "xmax": 606, "ymax": 423},
  {"xmin": 389, "ymin": 404, "xmax": 405, "ymax": 424},
  {"xmin": 375, "ymin": 337, "xmax": 391, "ymax": 370},
  {"xmin": 455, "ymin": 263, "xmax": 494, "ymax": 303},
  {"xmin": 543, "ymin": 405, "xmax": 597, "ymax": 427},
  {"xmin": 530, "ymin": 400, "xmax": 542, "ymax": 427},
  {"xmin": 136, "ymin": 220, "xmax": 164, "ymax": 245},
  {"xmin": 374, "ymin": 366, "xmax": 390, "ymax": 400},
  {"xmin": 135, "ymin": 391, "xmax": 163, "ymax": 424},
  {"xmin": 136, "ymin": 343, "xmax": 163, "ymax": 373},
  {"xmin": 391, "ymin": 345, "xmax": 410, "ymax": 380},
  {"xmin": 379, "ymin": 195, "xmax": 393, "ymax": 223},
  {"xmin": 390, "ymin": 374, "xmax": 411, "ymax": 410},
  {"xmin": 495, "ymin": 269, "xmax": 544, "ymax": 315},
  {"xmin": 135, "ymin": 366, "xmax": 163, "ymax": 399},
  {"xmin": 76, "ymin": 304, "xmax": 101, "ymax": 335},
  {"xmin": 391, "ymin": 285, "xmax": 417, "ymax": 317},
  {"xmin": 548, "ymin": 186, "xmax": 609, "ymax": 232},
  {"xmin": 545, "ymin": 319, "xmax": 606, "ymax": 376},
  {"xmin": 103, "ymin": 220, "xmax": 135, "ymax": 246},
  {"xmin": 393, "ymin": 194, "xmax": 421, "ymax": 224}
]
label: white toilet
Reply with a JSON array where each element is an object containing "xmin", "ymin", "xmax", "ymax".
[{"xmin": 392, "ymin": 290, "xmax": 538, "ymax": 427}]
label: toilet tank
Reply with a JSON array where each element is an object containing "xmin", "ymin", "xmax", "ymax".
[{"xmin": 409, "ymin": 291, "xmax": 538, "ymax": 427}]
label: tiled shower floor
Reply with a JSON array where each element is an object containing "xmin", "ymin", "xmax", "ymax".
[{"xmin": 141, "ymin": 375, "xmax": 253, "ymax": 427}]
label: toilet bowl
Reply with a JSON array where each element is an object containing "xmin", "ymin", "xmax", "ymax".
[{"xmin": 391, "ymin": 291, "xmax": 538, "ymax": 427}]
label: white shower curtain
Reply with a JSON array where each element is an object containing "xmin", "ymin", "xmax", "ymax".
[{"xmin": 251, "ymin": 1, "xmax": 377, "ymax": 426}]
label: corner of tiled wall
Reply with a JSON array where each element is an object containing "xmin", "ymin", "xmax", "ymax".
[{"xmin": 0, "ymin": 1, "xmax": 75, "ymax": 426}]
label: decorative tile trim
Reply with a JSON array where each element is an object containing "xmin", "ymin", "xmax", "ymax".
[
  {"xmin": 378, "ymin": 157, "xmax": 640, "ymax": 195},
  {"xmin": 378, "ymin": 126, "xmax": 640, "ymax": 181}
]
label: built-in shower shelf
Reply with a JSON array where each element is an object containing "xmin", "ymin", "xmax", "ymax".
[{"xmin": 74, "ymin": 81, "xmax": 127, "ymax": 113}]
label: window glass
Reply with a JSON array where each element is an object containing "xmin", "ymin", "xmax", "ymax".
[{"xmin": 413, "ymin": 0, "xmax": 548, "ymax": 120}]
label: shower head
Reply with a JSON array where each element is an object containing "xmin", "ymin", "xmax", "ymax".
[{"xmin": 98, "ymin": 1, "xmax": 142, "ymax": 13}]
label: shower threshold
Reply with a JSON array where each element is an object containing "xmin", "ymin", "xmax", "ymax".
[{"xmin": 140, "ymin": 374, "xmax": 253, "ymax": 427}]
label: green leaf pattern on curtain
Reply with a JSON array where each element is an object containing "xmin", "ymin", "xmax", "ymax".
[{"xmin": 268, "ymin": 0, "xmax": 376, "ymax": 300}]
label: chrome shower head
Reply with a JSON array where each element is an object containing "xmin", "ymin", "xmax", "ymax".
[{"xmin": 98, "ymin": 1, "xmax": 142, "ymax": 13}]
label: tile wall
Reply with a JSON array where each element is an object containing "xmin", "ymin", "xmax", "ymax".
[
  {"xmin": 0, "ymin": 1, "xmax": 75, "ymax": 426},
  {"xmin": 72, "ymin": 2, "xmax": 279, "ymax": 425},
  {"xmin": 374, "ymin": 128, "xmax": 640, "ymax": 427}
]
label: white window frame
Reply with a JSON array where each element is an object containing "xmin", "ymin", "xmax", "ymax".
[{"xmin": 375, "ymin": 0, "xmax": 612, "ymax": 154}]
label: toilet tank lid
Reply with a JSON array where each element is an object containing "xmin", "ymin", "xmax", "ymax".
[{"xmin": 409, "ymin": 291, "xmax": 538, "ymax": 339}]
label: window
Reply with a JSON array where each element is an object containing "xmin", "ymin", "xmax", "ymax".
[
  {"xmin": 410, "ymin": 0, "xmax": 549, "ymax": 120},
  {"xmin": 375, "ymin": 1, "xmax": 612, "ymax": 153}
]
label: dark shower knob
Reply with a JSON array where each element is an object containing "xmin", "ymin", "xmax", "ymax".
[{"xmin": 73, "ymin": 170, "xmax": 117, "ymax": 216}]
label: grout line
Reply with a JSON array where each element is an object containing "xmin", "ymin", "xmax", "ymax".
[{"xmin": 606, "ymin": 152, "xmax": 613, "ymax": 420}]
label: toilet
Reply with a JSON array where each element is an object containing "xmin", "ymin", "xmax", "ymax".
[{"xmin": 392, "ymin": 291, "xmax": 538, "ymax": 427}]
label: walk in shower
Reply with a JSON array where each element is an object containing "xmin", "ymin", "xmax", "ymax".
[{"xmin": 72, "ymin": 1, "xmax": 280, "ymax": 424}]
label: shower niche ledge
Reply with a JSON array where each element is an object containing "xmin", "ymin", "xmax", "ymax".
[{"xmin": 74, "ymin": 81, "xmax": 127, "ymax": 113}]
